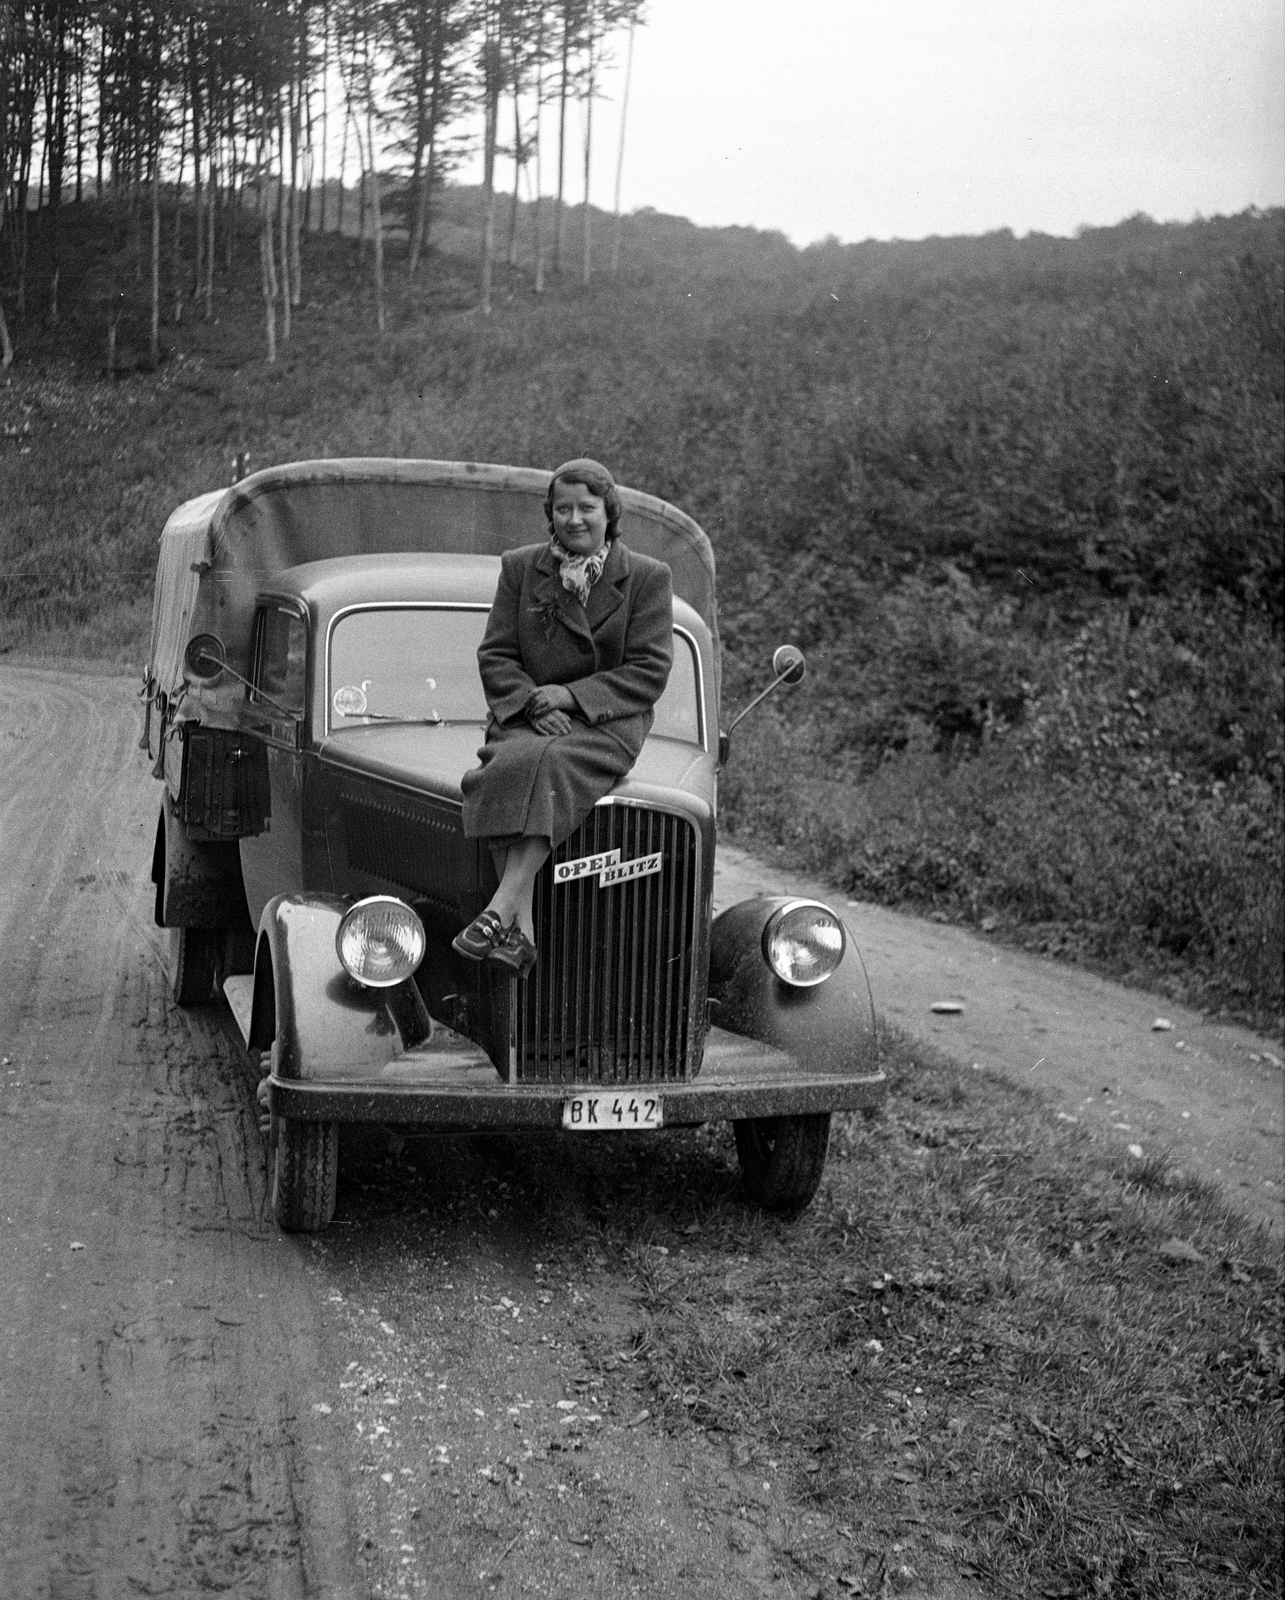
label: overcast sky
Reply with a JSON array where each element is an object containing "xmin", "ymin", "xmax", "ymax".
[{"xmin": 464, "ymin": 0, "xmax": 1285, "ymax": 245}]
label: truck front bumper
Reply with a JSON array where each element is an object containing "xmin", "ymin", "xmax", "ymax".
[{"xmin": 265, "ymin": 1025, "xmax": 885, "ymax": 1129}]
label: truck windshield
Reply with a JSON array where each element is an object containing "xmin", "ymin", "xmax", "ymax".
[{"xmin": 328, "ymin": 605, "xmax": 703, "ymax": 746}]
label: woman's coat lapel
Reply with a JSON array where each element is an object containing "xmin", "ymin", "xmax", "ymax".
[{"xmin": 532, "ymin": 539, "xmax": 629, "ymax": 644}]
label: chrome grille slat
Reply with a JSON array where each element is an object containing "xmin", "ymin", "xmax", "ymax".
[{"xmin": 514, "ymin": 805, "xmax": 698, "ymax": 1083}]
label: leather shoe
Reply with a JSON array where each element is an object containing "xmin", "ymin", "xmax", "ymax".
[
  {"xmin": 487, "ymin": 923, "xmax": 538, "ymax": 979},
  {"xmin": 452, "ymin": 908, "xmax": 508, "ymax": 962}
]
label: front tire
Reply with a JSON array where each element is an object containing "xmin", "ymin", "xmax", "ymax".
[
  {"xmin": 734, "ymin": 1113, "xmax": 831, "ymax": 1212},
  {"xmin": 168, "ymin": 926, "xmax": 220, "ymax": 1007},
  {"xmin": 271, "ymin": 1116, "xmax": 339, "ymax": 1233}
]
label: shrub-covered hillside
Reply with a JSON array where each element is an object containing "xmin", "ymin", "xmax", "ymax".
[{"xmin": 1, "ymin": 197, "xmax": 1281, "ymax": 1024}]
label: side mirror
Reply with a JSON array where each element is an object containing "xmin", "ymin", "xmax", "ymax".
[
  {"xmin": 772, "ymin": 644, "xmax": 806, "ymax": 686},
  {"xmin": 184, "ymin": 633, "xmax": 227, "ymax": 681},
  {"xmin": 182, "ymin": 630, "xmax": 297, "ymax": 723},
  {"xmin": 718, "ymin": 644, "xmax": 808, "ymax": 766}
]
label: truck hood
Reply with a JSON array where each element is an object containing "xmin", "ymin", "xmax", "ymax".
[{"xmin": 317, "ymin": 724, "xmax": 716, "ymax": 810}]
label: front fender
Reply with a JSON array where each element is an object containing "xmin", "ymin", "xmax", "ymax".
[
  {"xmin": 707, "ymin": 896, "xmax": 878, "ymax": 1077},
  {"xmin": 249, "ymin": 893, "xmax": 426, "ymax": 1082}
]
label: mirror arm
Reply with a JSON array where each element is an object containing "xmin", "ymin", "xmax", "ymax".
[
  {"xmin": 190, "ymin": 652, "xmax": 295, "ymax": 721},
  {"xmin": 723, "ymin": 665, "xmax": 793, "ymax": 745},
  {"xmin": 719, "ymin": 667, "xmax": 793, "ymax": 758}
]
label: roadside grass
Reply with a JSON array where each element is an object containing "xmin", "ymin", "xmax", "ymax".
[{"xmin": 497, "ymin": 1033, "xmax": 1284, "ymax": 1598}]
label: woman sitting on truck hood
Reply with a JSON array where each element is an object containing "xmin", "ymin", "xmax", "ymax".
[{"xmin": 455, "ymin": 459, "xmax": 674, "ymax": 977}]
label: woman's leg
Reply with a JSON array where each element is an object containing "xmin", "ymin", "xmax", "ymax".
[{"xmin": 484, "ymin": 836, "xmax": 550, "ymax": 940}]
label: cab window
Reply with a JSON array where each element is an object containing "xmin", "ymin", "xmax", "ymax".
[
  {"xmin": 252, "ymin": 607, "xmax": 308, "ymax": 715},
  {"xmin": 650, "ymin": 631, "xmax": 703, "ymax": 746}
]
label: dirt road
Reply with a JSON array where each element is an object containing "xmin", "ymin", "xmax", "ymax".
[{"xmin": 1, "ymin": 661, "xmax": 1279, "ymax": 1599}]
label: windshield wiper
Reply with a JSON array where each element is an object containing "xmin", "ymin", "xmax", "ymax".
[{"xmin": 349, "ymin": 710, "xmax": 444, "ymax": 726}]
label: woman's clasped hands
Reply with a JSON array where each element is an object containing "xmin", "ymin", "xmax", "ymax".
[{"xmin": 525, "ymin": 682, "xmax": 576, "ymax": 736}]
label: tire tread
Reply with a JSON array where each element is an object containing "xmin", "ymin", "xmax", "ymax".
[
  {"xmin": 734, "ymin": 1112, "xmax": 831, "ymax": 1212},
  {"xmin": 272, "ymin": 1119, "xmax": 339, "ymax": 1233}
]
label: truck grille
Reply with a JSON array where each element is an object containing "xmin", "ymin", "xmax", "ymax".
[{"xmin": 512, "ymin": 804, "xmax": 700, "ymax": 1084}]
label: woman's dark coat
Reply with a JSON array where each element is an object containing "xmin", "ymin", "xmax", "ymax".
[{"xmin": 460, "ymin": 538, "xmax": 674, "ymax": 848}]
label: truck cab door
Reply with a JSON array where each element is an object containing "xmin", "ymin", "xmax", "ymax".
[{"xmin": 239, "ymin": 603, "xmax": 309, "ymax": 928}]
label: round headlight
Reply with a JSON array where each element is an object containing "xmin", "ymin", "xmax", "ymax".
[
  {"xmin": 762, "ymin": 900, "xmax": 846, "ymax": 987},
  {"xmin": 335, "ymin": 896, "xmax": 426, "ymax": 988}
]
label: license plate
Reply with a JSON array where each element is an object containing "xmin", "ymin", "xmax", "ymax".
[{"xmin": 562, "ymin": 1092, "xmax": 663, "ymax": 1131}]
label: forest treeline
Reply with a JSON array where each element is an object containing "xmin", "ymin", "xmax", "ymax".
[{"xmin": 0, "ymin": 0, "xmax": 643, "ymax": 365}]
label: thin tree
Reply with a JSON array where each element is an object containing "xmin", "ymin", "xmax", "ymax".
[
  {"xmin": 579, "ymin": 13, "xmax": 594, "ymax": 286},
  {"xmin": 150, "ymin": 143, "xmax": 161, "ymax": 366},
  {"xmin": 172, "ymin": 64, "xmax": 188, "ymax": 323},
  {"xmin": 289, "ymin": 6, "xmax": 304, "ymax": 301},
  {"xmin": 609, "ymin": 12, "xmax": 633, "ymax": 277},
  {"xmin": 0, "ymin": 0, "xmax": 16, "ymax": 364},
  {"xmin": 553, "ymin": 0, "xmax": 573, "ymax": 273},
  {"xmin": 478, "ymin": 3, "xmax": 503, "ymax": 315},
  {"xmin": 316, "ymin": 0, "xmax": 328, "ymax": 229},
  {"xmin": 505, "ymin": 7, "xmax": 530, "ymax": 269},
  {"xmin": 257, "ymin": 117, "xmax": 278, "ymax": 364},
  {"xmin": 149, "ymin": 17, "xmax": 162, "ymax": 368},
  {"xmin": 189, "ymin": 17, "xmax": 204, "ymax": 298},
  {"xmin": 531, "ymin": 1, "xmax": 546, "ymax": 292}
]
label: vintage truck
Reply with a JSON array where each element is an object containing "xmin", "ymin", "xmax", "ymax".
[{"xmin": 142, "ymin": 459, "xmax": 883, "ymax": 1231}]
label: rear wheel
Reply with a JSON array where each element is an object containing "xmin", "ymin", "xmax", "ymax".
[
  {"xmin": 271, "ymin": 1116, "xmax": 339, "ymax": 1233},
  {"xmin": 168, "ymin": 926, "xmax": 220, "ymax": 1007},
  {"xmin": 734, "ymin": 1113, "xmax": 831, "ymax": 1212}
]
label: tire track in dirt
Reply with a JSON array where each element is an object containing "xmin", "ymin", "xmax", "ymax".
[{"xmin": 0, "ymin": 665, "xmax": 360, "ymax": 1600}]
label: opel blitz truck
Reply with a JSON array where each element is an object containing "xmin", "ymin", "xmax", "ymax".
[{"xmin": 143, "ymin": 459, "xmax": 882, "ymax": 1232}]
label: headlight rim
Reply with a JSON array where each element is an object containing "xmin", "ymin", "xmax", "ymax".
[
  {"xmin": 335, "ymin": 894, "xmax": 427, "ymax": 989},
  {"xmin": 760, "ymin": 897, "xmax": 847, "ymax": 988}
]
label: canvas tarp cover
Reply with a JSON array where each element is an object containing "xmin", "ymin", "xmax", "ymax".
[{"xmin": 147, "ymin": 459, "xmax": 720, "ymax": 726}]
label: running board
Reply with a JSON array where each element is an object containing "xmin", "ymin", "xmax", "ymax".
[{"xmin": 223, "ymin": 975, "xmax": 254, "ymax": 1048}]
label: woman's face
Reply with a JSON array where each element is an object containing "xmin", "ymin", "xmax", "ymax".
[{"xmin": 550, "ymin": 478, "xmax": 609, "ymax": 556}]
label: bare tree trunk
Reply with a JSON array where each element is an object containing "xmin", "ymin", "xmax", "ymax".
[
  {"xmin": 74, "ymin": 17, "xmax": 84, "ymax": 202},
  {"xmin": 479, "ymin": 23, "xmax": 500, "ymax": 316},
  {"xmin": 369, "ymin": 158, "xmax": 384, "ymax": 333},
  {"xmin": 149, "ymin": 155, "xmax": 160, "ymax": 365},
  {"xmin": 318, "ymin": 0, "xmax": 330, "ymax": 231},
  {"xmin": 300, "ymin": 3, "xmax": 314, "ymax": 233},
  {"xmin": 610, "ymin": 19, "xmax": 634, "ymax": 278},
  {"xmin": 190, "ymin": 32, "xmax": 203, "ymax": 298},
  {"xmin": 224, "ymin": 115, "xmax": 238, "ymax": 271},
  {"xmin": 0, "ymin": 306, "xmax": 13, "ymax": 370},
  {"xmin": 355, "ymin": 45, "xmax": 384, "ymax": 332},
  {"xmin": 289, "ymin": 79, "xmax": 302, "ymax": 306},
  {"xmin": 533, "ymin": 9, "xmax": 546, "ymax": 293},
  {"xmin": 290, "ymin": 24, "xmax": 304, "ymax": 297},
  {"xmin": 506, "ymin": 38, "xmax": 523, "ymax": 268},
  {"xmin": 260, "ymin": 210, "xmax": 277, "ymax": 364},
  {"xmin": 580, "ymin": 32, "xmax": 593, "ymax": 286},
  {"xmin": 337, "ymin": 101, "xmax": 350, "ymax": 234},
  {"xmin": 408, "ymin": 0, "xmax": 445, "ymax": 277},
  {"xmin": 259, "ymin": 140, "xmax": 278, "ymax": 365},
  {"xmin": 278, "ymin": 118, "xmax": 292, "ymax": 342},
  {"xmin": 554, "ymin": 9, "xmax": 569, "ymax": 274},
  {"xmin": 204, "ymin": 143, "xmax": 216, "ymax": 320},
  {"xmin": 172, "ymin": 73, "xmax": 188, "ymax": 324}
]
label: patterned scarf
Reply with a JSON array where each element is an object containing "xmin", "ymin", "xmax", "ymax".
[{"xmin": 549, "ymin": 536, "xmax": 609, "ymax": 609}]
